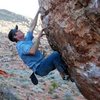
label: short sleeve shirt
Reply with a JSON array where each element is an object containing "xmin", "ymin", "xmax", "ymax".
[{"xmin": 16, "ymin": 31, "xmax": 44, "ymax": 72}]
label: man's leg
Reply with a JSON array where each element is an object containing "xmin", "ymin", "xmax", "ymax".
[
  {"xmin": 52, "ymin": 52, "xmax": 69, "ymax": 79},
  {"xmin": 35, "ymin": 52, "xmax": 56, "ymax": 76},
  {"xmin": 35, "ymin": 51, "xmax": 69, "ymax": 79}
]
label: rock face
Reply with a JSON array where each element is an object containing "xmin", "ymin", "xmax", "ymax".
[{"xmin": 38, "ymin": 0, "xmax": 100, "ymax": 100}]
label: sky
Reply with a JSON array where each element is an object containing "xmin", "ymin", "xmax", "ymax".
[{"xmin": 0, "ymin": 0, "xmax": 39, "ymax": 18}]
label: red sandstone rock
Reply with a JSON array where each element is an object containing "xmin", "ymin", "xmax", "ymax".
[
  {"xmin": 0, "ymin": 69, "xmax": 11, "ymax": 78},
  {"xmin": 38, "ymin": 0, "xmax": 100, "ymax": 100}
]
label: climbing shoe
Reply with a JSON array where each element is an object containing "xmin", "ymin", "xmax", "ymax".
[{"xmin": 30, "ymin": 72, "xmax": 38, "ymax": 85}]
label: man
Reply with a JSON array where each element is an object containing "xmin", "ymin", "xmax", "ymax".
[{"xmin": 8, "ymin": 8, "xmax": 69, "ymax": 85}]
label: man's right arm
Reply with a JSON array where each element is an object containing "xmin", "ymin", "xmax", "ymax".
[{"xmin": 29, "ymin": 29, "xmax": 44, "ymax": 55}]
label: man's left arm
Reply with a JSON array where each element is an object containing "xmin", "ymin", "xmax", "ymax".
[
  {"xmin": 28, "ymin": 9, "xmax": 40, "ymax": 33},
  {"xmin": 25, "ymin": 9, "xmax": 40, "ymax": 41}
]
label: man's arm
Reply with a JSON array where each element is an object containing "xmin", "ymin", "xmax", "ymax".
[
  {"xmin": 28, "ymin": 10, "xmax": 39, "ymax": 33},
  {"xmin": 29, "ymin": 29, "xmax": 44, "ymax": 55}
]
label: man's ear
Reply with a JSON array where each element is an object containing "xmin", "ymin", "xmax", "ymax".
[
  {"xmin": 14, "ymin": 35, "xmax": 18, "ymax": 41},
  {"xmin": 14, "ymin": 35, "xmax": 16, "ymax": 39}
]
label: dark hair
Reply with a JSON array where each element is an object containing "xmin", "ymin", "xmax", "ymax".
[{"xmin": 8, "ymin": 25, "xmax": 18, "ymax": 42}]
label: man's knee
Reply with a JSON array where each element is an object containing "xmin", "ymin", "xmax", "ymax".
[
  {"xmin": 52, "ymin": 51, "xmax": 60, "ymax": 58},
  {"xmin": 36, "ymin": 71, "xmax": 48, "ymax": 77}
]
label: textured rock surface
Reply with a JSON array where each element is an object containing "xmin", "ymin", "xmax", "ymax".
[{"xmin": 38, "ymin": 0, "xmax": 100, "ymax": 100}]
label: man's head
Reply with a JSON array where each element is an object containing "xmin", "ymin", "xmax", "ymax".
[{"xmin": 8, "ymin": 25, "xmax": 24, "ymax": 42}]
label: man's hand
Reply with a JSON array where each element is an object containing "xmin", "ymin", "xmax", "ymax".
[
  {"xmin": 38, "ymin": 29, "xmax": 45, "ymax": 39},
  {"xmin": 38, "ymin": 7, "xmax": 46, "ymax": 14}
]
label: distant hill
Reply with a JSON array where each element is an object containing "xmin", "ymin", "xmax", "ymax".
[{"xmin": 0, "ymin": 9, "xmax": 31, "ymax": 24}]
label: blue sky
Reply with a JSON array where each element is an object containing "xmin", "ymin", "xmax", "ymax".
[{"xmin": 0, "ymin": 0, "xmax": 39, "ymax": 18}]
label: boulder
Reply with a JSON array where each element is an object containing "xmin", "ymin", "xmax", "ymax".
[{"xmin": 38, "ymin": 0, "xmax": 100, "ymax": 100}]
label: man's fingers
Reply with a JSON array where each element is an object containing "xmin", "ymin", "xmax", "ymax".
[
  {"xmin": 41, "ymin": 33, "xmax": 46, "ymax": 36},
  {"xmin": 42, "ymin": 28, "xmax": 47, "ymax": 32},
  {"xmin": 39, "ymin": 7, "xmax": 46, "ymax": 14}
]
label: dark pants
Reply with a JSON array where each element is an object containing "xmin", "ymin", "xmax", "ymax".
[{"xmin": 35, "ymin": 51, "xmax": 67, "ymax": 76}]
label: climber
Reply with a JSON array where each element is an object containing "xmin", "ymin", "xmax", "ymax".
[{"xmin": 8, "ymin": 8, "xmax": 69, "ymax": 85}]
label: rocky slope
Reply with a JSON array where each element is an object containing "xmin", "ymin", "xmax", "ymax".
[
  {"xmin": 0, "ymin": 9, "xmax": 86, "ymax": 100},
  {"xmin": 38, "ymin": 0, "xmax": 100, "ymax": 100}
]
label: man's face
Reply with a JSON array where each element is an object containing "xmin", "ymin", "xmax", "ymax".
[{"xmin": 14, "ymin": 30, "xmax": 24, "ymax": 41}]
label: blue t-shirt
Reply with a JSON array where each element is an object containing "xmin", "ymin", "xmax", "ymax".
[{"xmin": 16, "ymin": 31, "xmax": 44, "ymax": 72}]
